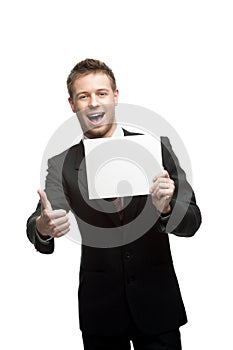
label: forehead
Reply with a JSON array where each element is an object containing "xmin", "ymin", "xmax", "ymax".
[{"xmin": 73, "ymin": 72, "xmax": 112, "ymax": 93}]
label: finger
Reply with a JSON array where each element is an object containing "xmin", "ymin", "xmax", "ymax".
[
  {"xmin": 50, "ymin": 215, "xmax": 69, "ymax": 227},
  {"xmin": 42, "ymin": 209, "xmax": 67, "ymax": 221},
  {"xmin": 151, "ymin": 184, "xmax": 173, "ymax": 198},
  {"xmin": 38, "ymin": 189, "xmax": 52, "ymax": 211},
  {"xmin": 153, "ymin": 170, "xmax": 170, "ymax": 182},
  {"xmin": 155, "ymin": 182, "xmax": 172, "ymax": 190},
  {"xmin": 150, "ymin": 178, "xmax": 174, "ymax": 194},
  {"xmin": 156, "ymin": 178, "xmax": 173, "ymax": 185},
  {"xmin": 163, "ymin": 169, "xmax": 170, "ymax": 178},
  {"xmin": 149, "ymin": 184, "xmax": 156, "ymax": 194},
  {"xmin": 41, "ymin": 210, "xmax": 68, "ymax": 235},
  {"xmin": 51, "ymin": 221, "xmax": 70, "ymax": 236},
  {"xmin": 150, "ymin": 181, "xmax": 164, "ymax": 194},
  {"xmin": 53, "ymin": 227, "xmax": 71, "ymax": 238},
  {"xmin": 156, "ymin": 188, "xmax": 174, "ymax": 200}
]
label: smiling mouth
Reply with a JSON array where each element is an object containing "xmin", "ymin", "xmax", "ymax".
[{"xmin": 87, "ymin": 112, "xmax": 105, "ymax": 123}]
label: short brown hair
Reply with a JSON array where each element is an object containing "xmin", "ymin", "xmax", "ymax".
[{"xmin": 67, "ymin": 58, "xmax": 117, "ymax": 98}]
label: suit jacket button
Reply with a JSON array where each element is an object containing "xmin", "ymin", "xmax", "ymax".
[
  {"xmin": 125, "ymin": 252, "xmax": 132, "ymax": 260},
  {"xmin": 127, "ymin": 275, "xmax": 135, "ymax": 284}
]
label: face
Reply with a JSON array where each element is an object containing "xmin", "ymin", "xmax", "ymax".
[{"xmin": 68, "ymin": 72, "xmax": 119, "ymax": 138}]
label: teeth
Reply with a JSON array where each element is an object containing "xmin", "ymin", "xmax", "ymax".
[
  {"xmin": 90, "ymin": 114, "xmax": 101, "ymax": 118},
  {"xmin": 87, "ymin": 113, "xmax": 104, "ymax": 120}
]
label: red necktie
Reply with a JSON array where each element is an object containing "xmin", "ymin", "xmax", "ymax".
[{"xmin": 113, "ymin": 197, "xmax": 123, "ymax": 221}]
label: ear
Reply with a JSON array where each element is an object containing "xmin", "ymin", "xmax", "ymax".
[
  {"xmin": 114, "ymin": 89, "xmax": 119, "ymax": 105},
  {"xmin": 68, "ymin": 97, "xmax": 76, "ymax": 113}
]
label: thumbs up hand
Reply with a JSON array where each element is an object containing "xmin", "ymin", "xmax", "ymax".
[{"xmin": 36, "ymin": 189, "xmax": 70, "ymax": 238}]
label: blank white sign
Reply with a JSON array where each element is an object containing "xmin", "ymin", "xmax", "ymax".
[{"xmin": 83, "ymin": 134, "xmax": 162, "ymax": 199}]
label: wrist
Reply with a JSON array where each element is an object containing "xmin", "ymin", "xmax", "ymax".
[{"xmin": 160, "ymin": 204, "xmax": 171, "ymax": 215}]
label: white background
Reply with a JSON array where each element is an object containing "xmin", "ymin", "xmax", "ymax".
[{"xmin": 1, "ymin": 0, "xmax": 232, "ymax": 349}]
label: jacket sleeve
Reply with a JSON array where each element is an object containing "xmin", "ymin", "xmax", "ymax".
[
  {"xmin": 26, "ymin": 201, "xmax": 55, "ymax": 254},
  {"xmin": 26, "ymin": 151, "xmax": 70, "ymax": 254},
  {"xmin": 159, "ymin": 136, "xmax": 202, "ymax": 237}
]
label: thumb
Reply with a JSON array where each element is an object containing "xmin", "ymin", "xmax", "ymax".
[
  {"xmin": 37, "ymin": 189, "xmax": 52, "ymax": 211},
  {"xmin": 163, "ymin": 169, "xmax": 170, "ymax": 178}
]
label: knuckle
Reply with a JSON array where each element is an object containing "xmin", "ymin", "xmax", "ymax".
[
  {"xmin": 48, "ymin": 220, "xmax": 55, "ymax": 228},
  {"xmin": 52, "ymin": 227, "xmax": 59, "ymax": 235},
  {"xmin": 43, "ymin": 210, "xmax": 49, "ymax": 219},
  {"xmin": 65, "ymin": 223, "xmax": 70, "ymax": 229},
  {"xmin": 46, "ymin": 213, "xmax": 53, "ymax": 221}
]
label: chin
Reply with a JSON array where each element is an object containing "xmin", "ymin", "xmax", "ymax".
[{"xmin": 85, "ymin": 125, "xmax": 114, "ymax": 138}]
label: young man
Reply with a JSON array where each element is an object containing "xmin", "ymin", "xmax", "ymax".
[{"xmin": 27, "ymin": 58, "xmax": 201, "ymax": 349}]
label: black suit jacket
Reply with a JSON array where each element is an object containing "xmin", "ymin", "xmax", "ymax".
[{"xmin": 27, "ymin": 129, "xmax": 201, "ymax": 336}]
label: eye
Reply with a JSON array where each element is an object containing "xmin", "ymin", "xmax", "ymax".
[
  {"xmin": 98, "ymin": 92, "xmax": 107, "ymax": 97},
  {"xmin": 79, "ymin": 95, "xmax": 87, "ymax": 100}
]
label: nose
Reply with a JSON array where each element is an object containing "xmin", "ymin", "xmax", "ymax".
[{"xmin": 89, "ymin": 94, "xmax": 99, "ymax": 108}]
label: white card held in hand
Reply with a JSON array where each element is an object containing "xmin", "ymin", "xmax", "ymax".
[{"xmin": 83, "ymin": 134, "xmax": 162, "ymax": 199}]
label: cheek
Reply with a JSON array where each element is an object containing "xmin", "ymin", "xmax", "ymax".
[
  {"xmin": 78, "ymin": 113, "xmax": 87, "ymax": 123},
  {"xmin": 76, "ymin": 111, "xmax": 87, "ymax": 125},
  {"xmin": 75, "ymin": 101, "xmax": 82, "ymax": 111},
  {"xmin": 74, "ymin": 99, "xmax": 87, "ymax": 112}
]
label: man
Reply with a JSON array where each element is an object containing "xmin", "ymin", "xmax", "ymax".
[{"xmin": 27, "ymin": 58, "xmax": 201, "ymax": 349}]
